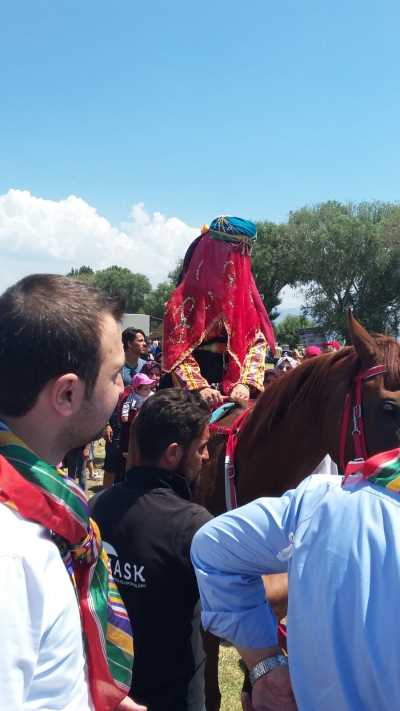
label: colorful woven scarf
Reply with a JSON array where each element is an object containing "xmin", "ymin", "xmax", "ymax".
[
  {"xmin": 343, "ymin": 448, "xmax": 400, "ymax": 491},
  {"xmin": 0, "ymin": 424, "xmax": 133, "ymax": 711}
]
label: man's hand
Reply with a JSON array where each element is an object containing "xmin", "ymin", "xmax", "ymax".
[
  {"xmin": 230, "ymin": 383, "xmax": 250, "ymax": 406},
  {"xmin": 103, "ymin": 424, "xmax": 113, "ymax": 443},
  {"xmin": 241, "ymin": 667, "xmax": 296, "ymax": 711},
  {"xmin": 115, "ymin": 695, "xmax": 147, "ymax": 710},
  {"xmin": 199, "ymin": 387, "xmax": 224, "ymax": 408}
]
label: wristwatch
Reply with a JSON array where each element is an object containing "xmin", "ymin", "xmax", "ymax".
[{"xmin": 249, "ymin": 653, "xmax": 288, "ymax": 686}]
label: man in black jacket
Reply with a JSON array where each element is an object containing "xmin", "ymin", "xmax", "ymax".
[{"xmin": 91, "ymin": 388, "xmax": 212, "ymax": 711}]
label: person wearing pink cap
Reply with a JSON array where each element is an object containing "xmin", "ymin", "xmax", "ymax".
[
  {"xmin": 121, "ymin": 373, "xmax": 155, "ymax": 420},
  {"xmin": 118, "ymin": 373, "xmax": 155, "ymax": 467},
  {"xmin": 304, "ymin": 345, "xmax": 322, "ymax": 359}
]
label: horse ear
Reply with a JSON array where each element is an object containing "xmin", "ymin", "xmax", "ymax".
[{"xmin": 347, "ymin": 309, "xmax": 380, "ymax": 367}]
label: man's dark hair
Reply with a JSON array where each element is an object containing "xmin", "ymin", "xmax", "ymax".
[
  {"xmin": 134, "ymin": 388, "xmax": 209, "ymax": 461},
  {"xmin": 122, "ymin": 327, "xmax": 146, "ymax": 351},
  {"xmin": 0, "ymin": 274, "xmax": 124, "ymax": 417}
]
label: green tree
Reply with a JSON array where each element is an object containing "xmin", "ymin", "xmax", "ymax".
[
  {"xmin": 67, "ymin": 266, "xmax": 95, "ymax": 283},
  {"xmin": 252, "ymin": 222, "xmax": 299, "ymax": 319},
  {"xmin": 92, "ymin": 266, "xmax": 152, "ymax": 313},
  {"xmin": 144, "ymin": 280, "xmax": 174, "ymax": 320},
  {"xmin": 275, "ymin": 314, "xmax": 315, "ymax": 348},
  {"xmin": 287, "ymin": 201, "xmax": 400, "ymax": 336},
  {"xmin": 168, "ymin": 259, "xmax": 184, "ymax": 287}
]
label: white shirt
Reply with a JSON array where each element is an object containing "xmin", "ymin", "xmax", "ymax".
[
  {"xmin": 191, "ymin": 474, "xmax": 400, "ymax": 711},
  {"xmin": 0, "ymin": 504, "xmax": 92, "ymax": 710}
]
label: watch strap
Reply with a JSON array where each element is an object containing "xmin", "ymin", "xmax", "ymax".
[{"xmin": 249, "ymin": 653, "xmax": 288, "ymax": 686}]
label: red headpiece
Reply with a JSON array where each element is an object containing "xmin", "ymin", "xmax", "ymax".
[{"xmin": 163, "ymin": 231, "xmax": 275, "ymax": 394}]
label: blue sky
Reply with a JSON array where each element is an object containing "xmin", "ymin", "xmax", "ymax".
[{"xmin": 0, "ymin": 0, "xmax": 399, "ymax": 296}]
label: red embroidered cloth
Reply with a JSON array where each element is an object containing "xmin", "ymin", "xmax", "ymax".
[{"xmin": 163, "ymin": 232, "xmax": 276, "ymax": 395}]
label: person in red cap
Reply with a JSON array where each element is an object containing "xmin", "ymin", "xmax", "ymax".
[
  {"xmin": 162, "ymin": 216, "xmax": 276, "ymax": 408},
  {"xmin": 321, "ymin": 341, "xmax": 341, "ymax": 353},
  {"xmin": 304, "ymin": 345, "xmax": 322, "ymax": 359}
]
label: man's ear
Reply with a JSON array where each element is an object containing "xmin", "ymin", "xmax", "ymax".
[
  {"xmin": 47, "ymin": 373, "xmax": 86, "ymax": 418},
  {"xmin": 163, "ymin": 442, "xmax": 184, "ymax": 471}
]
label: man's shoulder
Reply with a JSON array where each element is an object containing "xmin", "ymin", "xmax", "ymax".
[
  {"xmin": 0, "ymin": 503, "xmax": 59, "ymax": 570},
  {"xmin": 90, "ymin": 484, "xmax": 128, "ymax": 518},
  {"xmin": 172, "ymin": 499, "xmax": 213, "ymax": 539},
  {"xmin": 0, "ymin": 503, "xmax": 42, "ymax": 547},
  {"xmin": 288, "ymin": 473, "xmax": 343, "ymax": 515},
  {"xmin": 90, "ymin": 476, "xmax": 212, "ymax": 532}
]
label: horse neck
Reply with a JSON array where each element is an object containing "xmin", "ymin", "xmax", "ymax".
[{"xmin": 235, "ymin": 361, "xmax": 351, "ymax": 502}]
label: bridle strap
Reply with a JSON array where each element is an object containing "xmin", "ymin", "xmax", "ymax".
[
  {"xmin": 209, "ymin": 407, "xmax": 251, "ymax": 511},
  {"xmin": 339, "ymin": 364, "xmax": 386, "ymax": 473},
  {"xmin": 224, "ymin": 407, "xmax": 251, "ymax": 510}
]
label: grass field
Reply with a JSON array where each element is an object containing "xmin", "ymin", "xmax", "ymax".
[{"xmin": 219, "ymin": 646, "xmax": 243, "ymax": 710}]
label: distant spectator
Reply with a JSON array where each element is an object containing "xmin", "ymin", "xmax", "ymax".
[
  {"xmin": 85, "ymin": 442, "xmax": 101, "ymax": 481},
  {"xmin": 118, "ymin": 373, "xmax": 155, "ymax": 462},
  {"xmin": 264, "ymin": 367, "xmax": 283, "ymax": 388},
  {"xmin": 304, "ymin": 345, "xmax": 322, "ymax": 359},
  {"xmin": 141, "ymin": 361, "xmax": 162, "ymax": 391},
  {"xmin": 292, "ymin": 348, "xmax": 302, "ymax": 362},
  {"xmin": 65, "ymin": 446, "xmax": 86, "ymax": 491},
  {"xmin": 121, "ymin": 374, "xmax": 154, "ymax": 422},
  {"xmin": 276, "ymin": 355, "xmax": 298, "ymax": 372},
  {"xmin": 149, "ymin": 339, "xmax": 161, "ymax": 359},
  {"xmin": 321, "ymin": 340, "xmax": 341, "ymax": 353},
  {"xmin": 103, "ymin": 328, "xmax": 147, "ymax": 489},
  {"xmin": 121, "ymin": 328, "xmax": 147, "ymax": 381}
]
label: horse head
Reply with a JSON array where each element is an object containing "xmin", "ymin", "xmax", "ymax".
[{"xmin": 346, "ymin": 310, "xmax": 400, "ymax": 465}]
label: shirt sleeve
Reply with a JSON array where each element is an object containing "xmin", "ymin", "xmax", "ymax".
[
  {"xmin": 173, "ymin": 354, "xmax": 210, "ymax": 390},
  {"xmin": 240, "ymin": 331, "xmax": 267, "ymax": 392},
  {"xmin": 191, "ymin": 475, "xmax": 342, "ymax": 649}
]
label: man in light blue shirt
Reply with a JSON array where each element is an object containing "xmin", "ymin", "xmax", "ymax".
[{"xmin": 191, "ymin": 472, "xmax": 400, "ymax": 710}]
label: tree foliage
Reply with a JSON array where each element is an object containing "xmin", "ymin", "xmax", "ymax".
[
  {"xmin": 67, "ymin": 265, "xmax": 95, "ymax": 283},
  {"xmin": 168, "ymin": 259, "xmax": 184, "ymax": 287},
  {"xmin": 275, "ymin": 314, "xmax": 315, "ymax": 348},
  {"xmin": 92, "ymin": 266, "xmax": 151, "ymax": 313},
  {"xmin": 144, "ymin": 281, "xmax": 174, "ymax": 320},
  {"xmin": 66, "ymin": 201, "xmax": 400, "ymax": 336},
  {"xmin": 287, "ymin": 201, "xmax": 400, "ymax": 337},
  {"xmin": 252, "ymin": 222, "xmax": 298, "ymax": 319}
]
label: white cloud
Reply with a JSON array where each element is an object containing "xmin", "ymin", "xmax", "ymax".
[
  {"xmin": 0, "ymin": 189, "xmax": 198, "ymax": 290},
  {"xmin": 278, "ymin": 285, "xmax": 304, "ymax": 309},
  {"xmin": 0, "ymin": 190, "xmax": 305, "ymax": 316}
]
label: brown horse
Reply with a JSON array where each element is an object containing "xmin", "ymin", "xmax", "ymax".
[{"xmin": 199, "ymin": 313, "xmax": 400, "ymax": 711}]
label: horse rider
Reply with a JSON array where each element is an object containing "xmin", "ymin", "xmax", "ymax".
[{"xmin": 162, "ymin": 216, "xmax": 276, "ymax": 409}]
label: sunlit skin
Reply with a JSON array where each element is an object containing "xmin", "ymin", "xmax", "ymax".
[
  {"xmin": 180, "ymin": 424, "xmax": 210, "ymax": 483},
  {"xmin": 1, "ymin": 313, "xmax": 125, "ymax": 464},
  {"xmin": 125, "ymin": 333, "xmax": 147, "ymax": 367}
]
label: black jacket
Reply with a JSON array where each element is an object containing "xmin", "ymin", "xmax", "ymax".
[{"xmin": 90, "ymin": 466, "xmax": 212, "ymax": 711}]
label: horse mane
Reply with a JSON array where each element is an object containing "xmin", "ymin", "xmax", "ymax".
[{"xmin": 243, "ymin": 334, "xmax": 400, "ymax": 442}]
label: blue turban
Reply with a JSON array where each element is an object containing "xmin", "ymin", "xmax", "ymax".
[{"xmin": 209, "ymin": 216, "xmax": 257, "ymax": 244}]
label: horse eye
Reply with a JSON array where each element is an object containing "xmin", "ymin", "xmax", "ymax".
[{"xmin": 383, "ymin": 401, "xmax": 398, "ymax": 413}]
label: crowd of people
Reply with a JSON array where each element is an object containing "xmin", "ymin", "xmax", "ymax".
[
  {"xmin": 0, "ymin": 214, "xmax": 398, "ymax": 711},
  {"xmin": 67, "ymin": 338, "xmax": 341, "ymax": 494}
]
